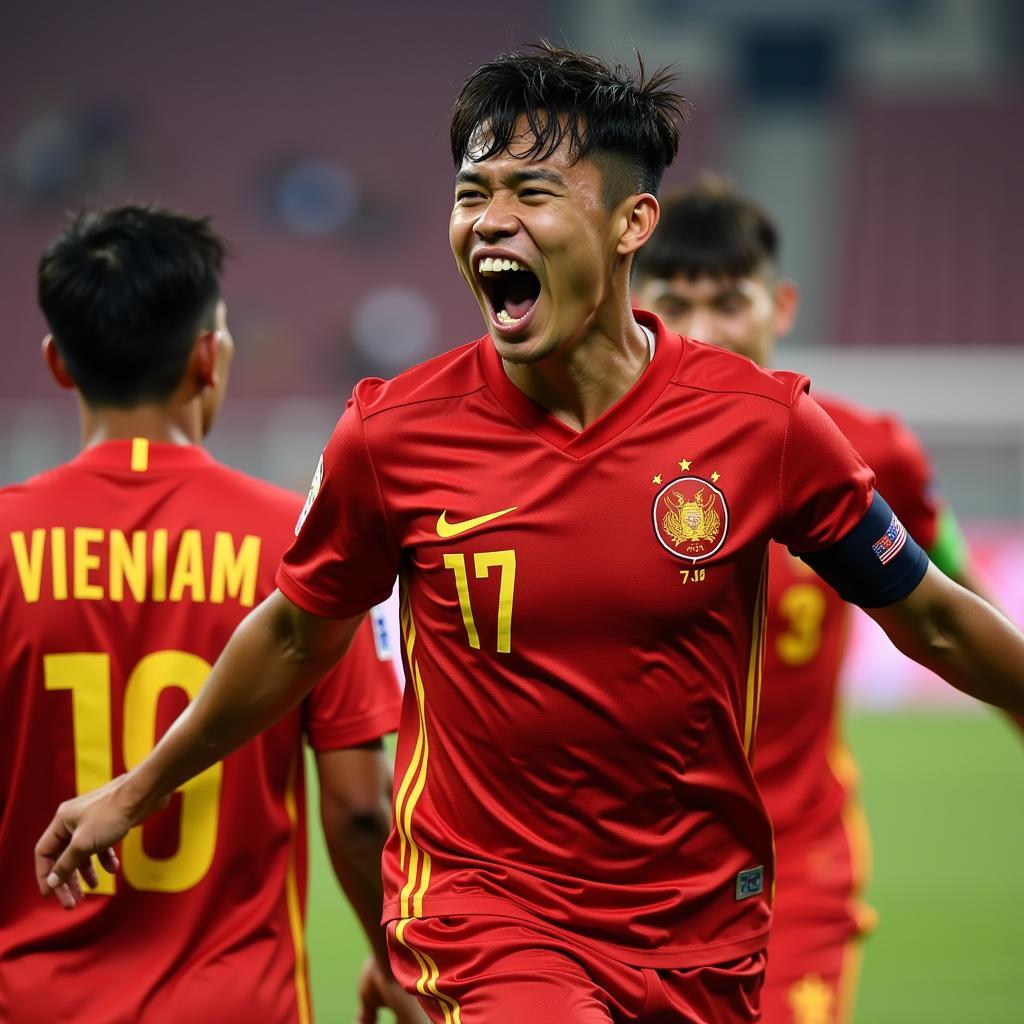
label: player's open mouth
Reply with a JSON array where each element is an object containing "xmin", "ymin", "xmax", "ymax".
[{"xmin": 476, "ymin": 256, "xmax": 541, "ymax": 334}]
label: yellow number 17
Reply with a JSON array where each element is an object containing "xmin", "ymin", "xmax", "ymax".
[{"xmin": 443, "ymin": 550, "xmax": 516, "ymax": 654}]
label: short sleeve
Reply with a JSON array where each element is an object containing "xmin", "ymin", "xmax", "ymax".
[
  {"xmin": 775, "ymin": 386, "xmax": 875, "ymax": 553},
  {"xmin": 277, "ymin": 395, "xmax": 401, "ymax": 618},
  {"xmin": 303, "ymin": 612, "xmax": 402, "ymax": 751}
]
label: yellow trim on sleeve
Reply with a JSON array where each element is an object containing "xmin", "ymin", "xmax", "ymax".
[{"xmin": 130, "ymin": 437, "xmax": 149, "ymax": 472}]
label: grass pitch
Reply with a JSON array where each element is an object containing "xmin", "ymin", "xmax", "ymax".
[{"xmin": 304, "ymin": 711, "xmax": 1024, "ymax": 1022}]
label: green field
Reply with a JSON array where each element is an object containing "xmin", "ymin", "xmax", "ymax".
[{"xmin": 304, "ymin": 711, "xmax": 1024, "ymax": 1022}]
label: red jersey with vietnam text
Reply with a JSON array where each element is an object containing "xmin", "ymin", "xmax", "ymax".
[
  {"xmin": 278, "ymin": 311, "xmax": 875, "ymax": 967},
  {"xmin": 756, "ymin": 394, "xmax": 941, "ymax": 933},
  {"xmin": 0, "ymin": 441, "xmax": 401, "ymax": 1024}
]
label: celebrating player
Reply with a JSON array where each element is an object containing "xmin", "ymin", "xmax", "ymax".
[
  {"xmin": 1, "ymin": 205, "xmax": 423, "ymax": 1023},
  {"xmin": 632, "ymin": 176, "xmax": 988, "ymax": 1024},
  {"xmin": 34, "ymin": 46, "xmax": 1024, "ymax": 1024}
]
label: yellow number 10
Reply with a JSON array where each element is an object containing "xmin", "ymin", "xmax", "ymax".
[
  {"xmin": 44, "ymin": 651, "xmax": 222, "ymax": 895},
  {"xmin": 443, "ymin": 550, "xmax": 516, "ymax": 654}
]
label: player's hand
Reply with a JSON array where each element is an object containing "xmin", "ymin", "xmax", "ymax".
[
  {"xmin": 356, "ymin": 956, "xmax": 428, "ymax": 1024},
  {"xmin": 34, "ymin": 774, "xmax": 162, "ymax": 910}
]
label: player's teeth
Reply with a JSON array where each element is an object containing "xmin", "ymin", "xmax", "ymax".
[
  {"xmin": 496, "ymin": 309, "xmax": 520, "ymax": 324},
  {"xmin": 479, "ymin": 257, "xmax": 530, "ymax": 274}
]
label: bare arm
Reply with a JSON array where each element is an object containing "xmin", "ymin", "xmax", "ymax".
[
  {"xmin": 868, "ymin": 562, "xmax": 1024, "ymax": 714},
  {"xmin": 946, "ymin": 562, "xmax": 1024, "ymax": 737},
  {"xmin": 317, "ymin": 744, "xmax": 394, "ymax": 967},
  {"xmin": 35, "ymin": 589, "xmax": 362, "ymax": 905}
]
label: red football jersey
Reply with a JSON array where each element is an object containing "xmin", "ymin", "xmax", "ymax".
[
  {"xmin": 756, "ymin": 393, "xmax": 941, "ymax": 930},
  {"xmin": 279, "ymin": 312, "xmax": 874, "ymax": 967},
  {"xmin": 0, "ymin": 440, "xmax": 401, "ymax": 1024}
]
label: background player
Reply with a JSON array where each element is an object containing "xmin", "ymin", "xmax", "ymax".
[
  {"xmin": 0, "ymin": 205, "xmax": 423, "ymax": 1023},
  {"xmin": 632, "ymin": 176, "xmax": 990, "ymax": 1024},
  {"xmin": 33, "ymin": 45, "xmax": 1024, "ymax": 1023}
]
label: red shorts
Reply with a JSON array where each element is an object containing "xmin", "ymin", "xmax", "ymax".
[
  {"xmin": 762, "ymin": 803, "xmax": 877, "ymax": 1023},
  {"xmin": 759, "ymin": 911, "xmax": 867, "ymax": 1024},
  {"xmin": 386, "ymin": 915, "xmax": 765, "ymax": 1024}
]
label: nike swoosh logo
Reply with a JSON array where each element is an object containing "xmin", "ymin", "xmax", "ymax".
[{"xmin": 436, "ymin": 506, "xmax": 517, "ymax": 538}]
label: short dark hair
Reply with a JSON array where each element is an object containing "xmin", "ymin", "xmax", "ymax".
[
  {"xmin": 633, "ymin": 175, "xmax": 780, "ymax": 284},
  {"xmin": 37, "ymin": 204, "xmax": 227, "ymax": 408},
  {"xmin": 450, "ymin": 41, "xmax": 687, "ymax": 207}
]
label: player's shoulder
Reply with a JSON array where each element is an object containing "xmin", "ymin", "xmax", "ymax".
[
  {"xmin": 199, "ymin": 461, "xmax": 302, "ymax": 520},
  {"xmin": 351, "ymin": 339, "xmax": 487, "ymax": 422},
  {"xmin": 672, "ymin": 337, "xmax": 809, "ymax": 409},
  {"xmin": 813, "ymin": 391, "xmax": 927, "ymax": 472},
  {"xmin": 0, "ymin": 463, "xmax": 76, "ymax": 527}
]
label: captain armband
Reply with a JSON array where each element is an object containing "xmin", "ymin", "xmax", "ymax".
[{"xmin": 796, "ymin": 492, "xmax": 929, "ymax": 609}]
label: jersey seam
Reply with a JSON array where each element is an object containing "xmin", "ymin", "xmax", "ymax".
[
  {"xmin": 666, "ymin": 377, "xmax": 797, "ymax": 410},
  {"xmin": 776, "ymin": 384, "xmax": 800, "ymax": 537},
  {"xmin": 358, "ymin": 382, "xmax": 491, "ymax": 424},
  {"xmin": 353, "ymin": 391, "xmax": 401, "ymax": 556}
]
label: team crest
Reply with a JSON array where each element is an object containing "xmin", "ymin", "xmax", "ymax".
[
  {"xmin": 652, "ymin": 476, "xmax": 729, "ymax": 562},
  {"xmin": 294, "ymin": 453, "xmax": 324, "ymax": 536}
]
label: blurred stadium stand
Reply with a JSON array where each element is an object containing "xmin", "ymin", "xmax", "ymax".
[{"xmin": 2, "ymin": 1, "xmax": 1022, "ymax": 703}]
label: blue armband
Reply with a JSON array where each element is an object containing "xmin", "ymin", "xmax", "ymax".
[{"xmin": 797, "ymin": 492, "xmax": 929, "ymax": 608}]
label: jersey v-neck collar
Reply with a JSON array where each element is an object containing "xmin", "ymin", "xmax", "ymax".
[
  {"xmin": 478, "ymin": 310, "xmax": 683, "ymax": 459},
  {"xmin": 70, "ymin": 439, "xmax": 216, "ymax": 474}
]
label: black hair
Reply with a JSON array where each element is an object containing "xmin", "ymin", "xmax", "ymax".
[
  {"xmin": 450, "ymin": 41, "xmax": 688, "ymax": 207},
  {"xmin": 633, "ymin": 175, "xmax": 780, "ymax": 283},
  {"xmin": 37, "ymin": 203, "xmax": 227, "ymax": 408}
]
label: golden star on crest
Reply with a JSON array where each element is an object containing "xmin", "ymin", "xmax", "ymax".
[
  {"xmin": 679, "ymin": 458, "xmax": 692, "ymax": 471},
  {"xmin": 787, "ymin": 974, "xmax": 833, "ymax": 1024},
  {"xmin": 652, "ymin": 474, "xmax": 662, "ymax": 485},
  {"xmin": 711, "ymin": 470, "xmax": 720, "ymax": 483}
]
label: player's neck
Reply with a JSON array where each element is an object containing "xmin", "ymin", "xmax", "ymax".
[
  {"xmin": 78, "ymin": 398, "xmax": 204, "ymax": 450},
  {"xmin": 503, "ymin": 306, "xmax": 650, "ymax": 432}
]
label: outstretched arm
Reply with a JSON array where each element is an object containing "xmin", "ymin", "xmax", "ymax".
[
  {"xmin": 868, "ymin": 562, "xmax": 1024, "ymax": 715},
  {"xmin": 35, "ymin": 589, "xmax": 363, "ymax": 907}
]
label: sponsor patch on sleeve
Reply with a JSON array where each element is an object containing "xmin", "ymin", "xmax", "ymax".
[
  {"xmin": 370, "ymin": 603, "xmax": 392, "ymax": 661},
  {"xmin": 294, "ymin": 453, "xmax": 324, "ymax": 536}
]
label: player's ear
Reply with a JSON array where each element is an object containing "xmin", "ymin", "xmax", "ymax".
[
  {"xmin": 772, "ymin": 280, "xmax": 799, "ymax": 337},
  {"xmin": 189, "ymin": 329, "xmax": 220, "ymax": 391},
  {"xmin": 41, "ymin": 335, "xmax": 76, "ymax": 390},
  {"xmin": 615, "ymin": 194, "xmax": 660, "ymax": 257}
]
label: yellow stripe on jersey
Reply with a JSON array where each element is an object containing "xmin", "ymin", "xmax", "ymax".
[
  {"xmin": 836, "ymin": 936, "xmax": 866, "ymax": 1024},
  {"xmin": 743, "ymin": 552, "xmax": 769, "ymax": 757},
  {"xmin": 130, "ymin": 437, "xmax": 149, "ymax": 472},
  {"xmin": 393, "ymin": 582, "xmax": 433, "ymax": 918},
  {"xmin": 283, "ymin": 753, "xmax": 312, "ymax": 1024},
  {"xmin": 394, "ymin": 919, "xmax": 462, "ymax": 1024},
  {"xmin": 828, "ymin": 738, "xmax": 878, "ymax": 934}
]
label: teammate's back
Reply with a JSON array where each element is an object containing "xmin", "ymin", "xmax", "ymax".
[
  {"xmin": 0, "ymin": 442, "xmax": 373, "ymax": 1022},
  {"xmin": 1, "ymin": 204, "xmax": 411, "ymax": 1024}
]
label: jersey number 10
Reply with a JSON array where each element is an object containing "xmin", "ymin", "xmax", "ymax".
[{"xmin": 44, "ymin": 651, "xmax": 221, "ymax": 895}]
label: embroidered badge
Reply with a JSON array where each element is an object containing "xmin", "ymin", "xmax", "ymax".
[
  {"xmin": 294, "ymin": 453, "xmax": 324, "ymax": 536},
  {"xmin": 653, "ymin": 476, "xmax": 729, "ymax": 562},
  {"xmin": 872, "ymin": 512, "xmax": 908, "ymax": 564}
]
